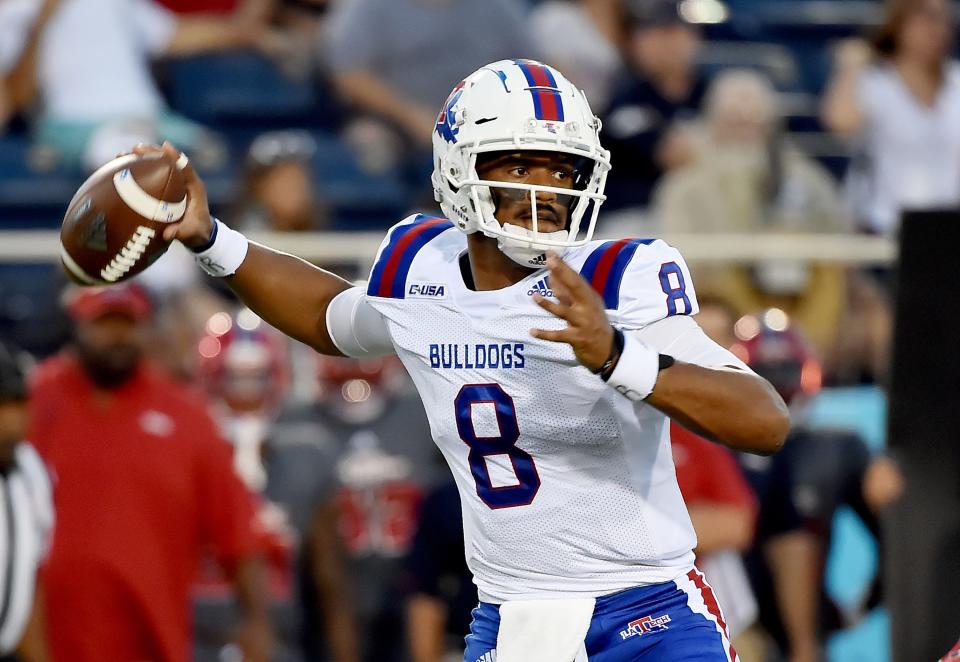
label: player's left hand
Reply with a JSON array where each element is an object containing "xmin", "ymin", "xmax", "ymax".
[{"xmin": 531, "ymin": 251, "xmax": 615, "ymax": 373}]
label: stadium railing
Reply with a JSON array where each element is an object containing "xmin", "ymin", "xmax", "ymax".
[{"xmin": 0, "ymin": 230, "xmax": 896, "ymax": 274}]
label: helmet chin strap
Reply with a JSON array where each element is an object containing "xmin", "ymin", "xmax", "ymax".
[
  {"xmin": 479, "ymin": 184, "xmax": 573, "ymax": 268},
  {"xmin": 496, "ymin": 223, "xmax": 570, "ymax": 268}
]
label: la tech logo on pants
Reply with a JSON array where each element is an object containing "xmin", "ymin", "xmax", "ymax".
[{"xmin": 618, "ymin": 614, "xmax": 671, "ymax": 640}]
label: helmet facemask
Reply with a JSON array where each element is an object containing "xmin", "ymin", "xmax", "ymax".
[{"xmin": 451, "ymin": 148, "xmax": 609, "ymax": 268}]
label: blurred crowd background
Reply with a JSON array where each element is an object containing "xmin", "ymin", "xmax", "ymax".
[{"xmin": 1, "ymin": 0, "xmax": 958, "ymax": 660}]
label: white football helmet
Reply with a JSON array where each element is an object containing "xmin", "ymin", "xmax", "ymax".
[{"xmin": 432, "ymin": 59, "xmax": 611, "ymax": 267}]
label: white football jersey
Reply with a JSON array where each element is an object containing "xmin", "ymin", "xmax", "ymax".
[{"xmin": 339, "ymin": 214, "xmax": 742, "ymax": 603}]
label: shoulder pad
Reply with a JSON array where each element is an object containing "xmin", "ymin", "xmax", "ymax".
[
  {"xmin": 579, "ymin": 238, "xmax": 657, "ymax": 309},
  {"xmin": 579, "ymin": 238, "xmax": 698, "ymax": 324},
  {"xmin": 367, "ymin": 214, "xmax": 454, "ymax": 299}
]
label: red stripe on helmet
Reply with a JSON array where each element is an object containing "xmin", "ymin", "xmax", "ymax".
[
  {"xmin": 536, "ymin": 90, "xmax": 562, "ymax": 121},
  {"xmin": 527, "ymin": 64, "xmax": 553, "ymax": 88}
]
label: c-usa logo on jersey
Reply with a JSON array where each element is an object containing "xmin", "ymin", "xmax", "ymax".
[{"xmin": 408, "ymin": 282, "xmax": 447, "ymax": 299}]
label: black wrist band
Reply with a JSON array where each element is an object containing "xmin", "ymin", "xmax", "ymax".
[
  {"xmin": 658, "ymin": 354, "xmax": 675, "ymax": 371},
  {"xmin": 594, "ymin": 327, "xmax": 624, "ymax": 382},
  {"xmin": 190, "ymin": 219, "xmax": 219, "ymax": 254}
]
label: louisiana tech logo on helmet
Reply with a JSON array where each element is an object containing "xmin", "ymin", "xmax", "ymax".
[{"xmin": 436, "ymin": 81, "xmax": 465, "ymax": 144}]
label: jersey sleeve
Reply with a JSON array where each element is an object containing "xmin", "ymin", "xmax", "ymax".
[
  {"xmin": 635, "ymin": 315, "xmax": 751, "ymax": 372},
  {"xmin": 326, "ymin": 286, "xmax": 395, "ymax": 358},
  {"xmin": 579, "ymin": 238, "xmax": 698, "ymax": 329}
]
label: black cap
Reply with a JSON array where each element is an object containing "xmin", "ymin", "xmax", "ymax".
[
  {"xmin": 628, "ymin": 0, "xmax": 690, "ymax": 28},
  {"xmin": 0, "ymin": 343, "xmax": 26, "ymax": 402}
]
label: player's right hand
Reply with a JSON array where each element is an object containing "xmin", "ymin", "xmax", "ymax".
[{"xmin": 130, "ymin": 141, "xmax": 215, "ymax": 250}]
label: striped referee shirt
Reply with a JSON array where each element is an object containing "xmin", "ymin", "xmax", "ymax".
[{"xmin": 0, "ymin": 442, "xmax": 54, "ymax": 655}]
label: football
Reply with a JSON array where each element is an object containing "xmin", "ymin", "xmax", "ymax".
[{"xmin": 59, "ymin": 151, "xmax": 189, "ymax": 285}]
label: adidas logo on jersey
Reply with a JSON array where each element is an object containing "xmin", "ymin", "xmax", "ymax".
[{"xmin": 526, "ymin": 278, "xmax": 554, "ymax": 298}]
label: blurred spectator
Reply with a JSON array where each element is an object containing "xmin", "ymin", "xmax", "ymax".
[
  {"xmin": 0, "ymin": 0, "xmax": 57, "ymax": 132},
  {"xmin": 140, "ymin": 283, "xmax": 230, "ymax": 380},
  {"xmin": 822, "ymin": 270, "xmax": 892, "ymax": 386},
  {"xmin": 310, "ymin": 355, "xmax": 439, "ymax": 662},
  {"xmin": 404, "ymin": 479, "xmax": 474, "ymax": 662},
  {"xmin": 156, "ymin": 0, "xmax": 255, "ymax": 15},
  {"xmin": 27, "ymin": 285, "xmax": 273, "ymax": 662},
  {"xmin": 729, "ymin": 308, "xmax": 904, "ymax": 662},
  {"xmin": 655, "ymin": 70, "xmax": 852, "ymax": 358},
  {"xmin": 234, "ymin": 131, "xmax": 330, "ymax": 233},
  {"xmin": 600, "ymin": 0, "xmax": 706, "ymax": 211},
  {"xmin": 940, "ymin": 637, "xmax": 960, "ymax": 661},
  {"xmin": 669, "ymin": 422, "xmax": 762, "ymax": 655},
  {"xmin": 33, "ymin": 0, "xmax": 275, "ymax": 171},
  {"xmin": 0, "ymin": 342, "xmax": 53, "ymax": 662},
  {"xmin": 196, "ymin": 309, "xmax": 360, "ymax": 662},
  {"xmin": 822, "ymin": 0, "xmax": 960, "ymax": 236},
  {"xmin": 158, "ymin": 0, "xmax": 331, "ymax": 80},
  {"xmin": 272, "ymin": 0, "xmax": 333, "ymax": 80},
  {"xmin": 530, "ymin": 0, "xmax": 624, "ymax": 112},
  {"xmin": 326, "ymin": 0, "xmax": 533, "ymax": 176}
]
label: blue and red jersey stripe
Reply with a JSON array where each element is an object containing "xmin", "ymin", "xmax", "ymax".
[
  {"xmin": 514, "ymin": 60, "xmax": 565, "ymax": 122},
  {"xmin": 367, "ymin": 216, "xmax": 453, "ymax": 299},
  {"xmin": 580, "ymin": 238, "xmax": 656, "ymax": 309}
]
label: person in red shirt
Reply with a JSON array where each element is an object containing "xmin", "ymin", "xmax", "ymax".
[
  {"xmin": 670, "ymin": 421, "xmax": 761, "ymax": 654},
  {"xmin": 671, "ymin": 423, "xmax": 757, "ymax": 559},
  {"xmin": 26, "ymin": 284, "xmax": 273, "ymax": 662},
  {"xmin": 155, "ymin": 0, "xmax": 241, "ymax": 14}
]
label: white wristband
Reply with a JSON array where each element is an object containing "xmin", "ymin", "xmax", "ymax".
[
  {"xmin": 193, "ymin": 218, "xmax": 249, "ymax": 277},
  {"xmin": 606, "ymin": 331, "xmax": 660, "ymax": 402}
]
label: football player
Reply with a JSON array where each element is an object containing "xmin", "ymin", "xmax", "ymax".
[{"xmin": 140, "ymin": 59, "xmax": 789, "ymax": 661}]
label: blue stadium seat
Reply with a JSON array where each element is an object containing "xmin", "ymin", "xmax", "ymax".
[
  {"xmin": 164, "ymin": 51, "xmax": 339, "ymax": 129},
  {"xmin": 745, "ymin": 0, "xmax": 881, "ymax": 28},
  {"xmin": 699, "ymin": 41, "xmax": 804, "ymax": 90},
  {"xmin": 722, "ymin": 0, "xmax": 880, "ymax": 92},
  {"xmin": 0, "ymin": 135, "xmax": 81, "ymax": 229},
  {"xmin": 308, "ymin": 132, "xmax": 411, "ymax": 230},
  {"xmin": 0, "ymin": 263, "xmax": 69, "ymax": 357}
]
